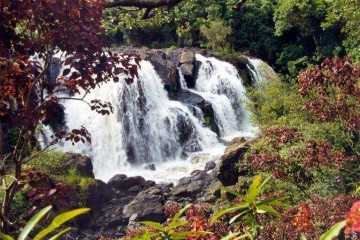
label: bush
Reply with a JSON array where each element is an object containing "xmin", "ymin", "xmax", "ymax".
[
  {"xmin": 200, "ymin": 20, "xmax": 232, "ymax": 51},
  {"xmin": 27, "ymin": 151, "xmax": 68, "ymax": 177}
]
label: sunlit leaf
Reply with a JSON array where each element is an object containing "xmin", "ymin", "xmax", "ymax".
[
  {"xmin": 19, "ymin": 205, "xmax": 52, "ymax": 240},
  {"xmin": 319, "ymin": 220, "xmax": 346, "ymax": 240},
  {"xmin": 34, "ymin": 208, "xmax": 90, "ymax": 240}
]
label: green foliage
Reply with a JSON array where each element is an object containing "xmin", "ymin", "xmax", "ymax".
[
  {"xmin": 323, "ymin": 0, "xmax": 360, "ymax": 62},
  {"xmin": 246, "ymin": 79, "xmax": 308, "ymax": 130},
  {"xmin": 10, "ymin": 189, "xmax": 29, "ymax": 221},
  {"xmin": 26, "ymin": 151, "xmax": 94, "ymax": 189},
  {"xmin": 102, "ymin": 7, "xmax": 176, "ymax": 46},
  {"xmin": 27, "ymin": 151, "xmax": 68, "ymax": 176},
  {"xmin": 101, "ymin": 0, "xmax": 359, "ymax": 75},
  {"xmin": 319, "ymin": 220, "xmax": 346, "ymax": 240},
  {"xmin": 135, "ymin": 204, "xmax": 212, "ymax": 239},
  {"xmin": 0, "ymin": 206, "xmax": 89, "ymax": 240},
  {"xmin": 221, "ymin": 231, "xmax": 253, "ymax": 240},
  {"xmin": 247, "ymin": 79, "xmax": 351, "ymax": 150},
  {"xmin": 213, "ymin": 176, "xmax": 289, "ymax": 236},
  {"xmin": 200, "ymin": 20, "xmax": 232, "ymax": 51}
]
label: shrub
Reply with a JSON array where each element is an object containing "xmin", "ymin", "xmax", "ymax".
[
  {"xmin": 27, "ymin": 151, "xmax": 68, "ymax": 177},
  {"xmin": 200, "ymin": 20, "xmax": 232, "ymax": 51},
  {"xmin": 258, "ymin": 194, "xmax": 358, "ymax": 240}
]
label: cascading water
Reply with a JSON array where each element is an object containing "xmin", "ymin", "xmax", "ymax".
[
  {"xmin": 45, "ymin": 60, "xmax": 220, "ymax": 182},
  {"xmin": 180, "ymin": 54, "xmax": 257, "ymax": 140},
  {"xmin": 42, "ymin": 53, "xmax": 264, "ymax": 183},
  {"xmin": 247, "ymin": 58, "xmax": 277, "ymax": 84}
]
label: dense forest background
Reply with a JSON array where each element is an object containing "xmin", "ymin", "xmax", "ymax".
[
  {"xmin": 0, "ymin": 0, "xmax": 359, "ymax": 239},
  {"xmin": 102, "ymin": 0, "xmax": 359, "ymax": 75}
]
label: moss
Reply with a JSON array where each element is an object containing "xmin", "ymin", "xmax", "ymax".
[{"xmin": 26, "ymin": 151, "xmax": 68, "ymax": 176}]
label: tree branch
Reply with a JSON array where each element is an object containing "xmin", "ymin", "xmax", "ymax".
[
  {"xmin": 233, "ymin": 0, "xmax": 247, "ymax": 10},
  {"xmin": 104, "ymin": 0, "xmax": 183, "ymax": 9}
]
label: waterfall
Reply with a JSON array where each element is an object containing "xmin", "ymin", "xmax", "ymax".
[
  {"xmin": 247, "ymin": 58, "xmax": 277, "ymax": 84},
  {"xmin": 42, "ymin": 53, "xmax": 266, "ymax": 183},
  {"xmin": 180, "ymin": 54, "xmax": 257, "ymax": 139},
  {"xmin": 46, "ymin": 60, "xmax": 220, "ymax": 182}
]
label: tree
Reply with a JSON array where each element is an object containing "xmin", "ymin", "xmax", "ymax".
[
  {"xmin": 0, "ymin": 0, "xmax": 140, "ymax": 232},
  {"xmin": 200, "ymin": 20, "xmax": 232, "ymax": 51},
  {"xmin": 298, "ymin": 56, "xmax": 360, "ymax": 156},
  {"xmin": 323, "ymin": 0, "xmax": 360, "ymax": 62}
]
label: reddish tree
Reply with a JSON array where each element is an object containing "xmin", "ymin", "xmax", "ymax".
[
  {"xmin": 0, "ymin": 0, "xmax": 140, "ymax": 231},
  {"xmin": 298, "ymin": 56, "xmax": 360, "ymax": 155}
]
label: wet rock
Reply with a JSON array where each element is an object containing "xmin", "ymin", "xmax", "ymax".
[
  {"xmin": 179, "ymin": 63, "xmax": 195, "ymax": 88},
  {"xmin": 172, "ymin": 90, "xmax": 220, "ymax": 136},
  {"xmin": 171, "ymin": 170, "xmax": 212, "ymax": 199},
  {"xmin": 128, "ymin": 185, "xmax": 142, "ymax": 193},
  {"xmin": 180, "ymin": 63, "xmax": 194, "ymax": 76},
  {"xmin": 107, "ymin": 174, "xmax": 127, "ymax": 189},
  {"xmin": 178, "ymin": 176, "xmax": 191, "ymax": 186},
  {"xmin": 171, "ymin": 180, "xmax": 209, "ymax": 199},
  {"xmin": 144, "ymin": 163, "xmax": 156, "ymax": 171},
  {"xmin": 217, "ymin": 137, "xmax": 251, "ymax": 186},
  {"xmin": 92, "ymin": 198, "xmax": 131, "ymax": 229},
  {"xmin": 107, "ymin": 175, "xmax": 146, "ymax": 192},
  {"xmin": 150, "ymin": 52, "xmax": 177, "ymax": 91},
  {"xmin": 180, "ymin": 50, "xmax": 195, "ymax": 64},
  {"xmin": 84, "ymin": 180, "xmax": 116, "ymax": 213},
  {"xmin": 45, "ymin": 57, "xmax": 62, "ymax": 92},
  {"xmin": 85, "ymin": 196, "xmax": 133, "ymax": 240},
  {"xmin": 65, "ymin": 152, "xmax": 94, "ymax": 178},
  {"xmin": 205, "ymin": 161, "xmax": 216, "ymax": 171},
  {"xmin": 143, "ymin": 180, "xmax": 156, "ymax": 189},
  {"xmin": 123, "ymin": 187, "xmax": 165, "ymax": 222},
  {"xmin": 175, "ymin": 112, "xmax": 198, "ymax": 151},
  {"xmin": 190, "ymin": 170, "xmax": 209, "ymax": 181}
]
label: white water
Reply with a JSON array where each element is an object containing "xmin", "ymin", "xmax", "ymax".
[
  {"xmin": 247, "ymin": 58, "xmax": 277, "ymax": 84},
  {"xmin": 191, "ymin": 54, "xmax": 257, "ymax": 139},
  {"xmin": 42, "ymin": 54, "xmax": 268, "ymax": 183},
  {"xmin": 44, "ymin": 60, "xmax": 223, "ymax": 182}
]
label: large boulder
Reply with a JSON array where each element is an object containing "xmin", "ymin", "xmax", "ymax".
[
  {"xmin": 91, "ymin": 197, "xmax": 133, "ymax": 237},
  {"xmin": 205, "ymin": 161, "xmax": 216, "ymax": 172},
  {"xmin": 123, "ymin": 187, "xmax": 165, "ymax": 222},
  {"xmin": 217, "ymin": 137, "xmax": 251, "ymax": 186},
  {"xmin": 172, "ymin": 90, "xmax": 220, "ymax": 136},
  {"xmin": 179, "ymin": 50, "xmax": 195, "ymax": 64},
  {"xmin": 65, "ymin": 152, "xmax": 94, "ymax": 178},
  {"xmin": 84, "ymin": 180, "xmax": 116, "ymax": 213},
  {"xmin": 107, "ymin": 174, "xmax": 146, "ymax": 193},
  {"xmin": 170, "ymin": 170, "xmax": 212, "ymax": 199},
  {"xmin": 149, "ymin": 52, "xmax": 177, "ymax": 91},
  {"xmin": 179, "ymin": 63, "xmax": 196, "ymax": 88}
]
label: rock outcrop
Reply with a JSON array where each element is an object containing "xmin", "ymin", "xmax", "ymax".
[
  {"xmin": 67, "ymin": 134, "xmax": 258, "ymax": 239},
  {"xmin": 123, "ymin": 187, "xmax": 165, "ymax": 222},
  {"xmin": 113, "ymin": 47, "xmax": 251, "ymax": 94},
  {"xmin": 65, "ymin": 152, "xmax": 95, "ymax": 178},
  {"xmin": 170, "ymin": 170, "xmax": 214, "ymax": 200},
  {"xmin": 217, "ymin": 137, "xmax": 252, "ymax": 186}
]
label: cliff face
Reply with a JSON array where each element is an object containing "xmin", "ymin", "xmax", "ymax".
[{"xmin": 112, "ymin": 47, "xmax": 253, "ymax": 93}]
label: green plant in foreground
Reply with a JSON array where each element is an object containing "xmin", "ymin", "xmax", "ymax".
[
  {"xmin": 134, "ymin": 204, "xmax": 211, "ymax": 240},
  {"xmin": 213, "ymin": 175, "xmax": 289, "ymax": 237},
  {"xmin": 0, "ymin": 205, "xmax": 90, "ymax": 240}
]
